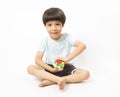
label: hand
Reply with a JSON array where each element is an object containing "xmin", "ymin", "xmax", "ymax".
[{"xmin": 51, "ymin": 68, "xmax": 63, "ymax": 73}]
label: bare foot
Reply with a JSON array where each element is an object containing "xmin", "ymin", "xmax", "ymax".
[
  {"xmin": 58, "ymin": 78, "xmax": 67, "ymax": 90},
  {"xmin": 39, "ymin": 80, "xmax": 55, "ymax": 87}
]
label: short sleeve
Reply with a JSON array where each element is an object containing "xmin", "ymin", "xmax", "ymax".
[
  {"xmin": 67, "ymin": 34, "xmax": 76, "ymax": 47},
  {"xmin": 38, "ymin": 38, "xmax": 46, "ymax": 52}
]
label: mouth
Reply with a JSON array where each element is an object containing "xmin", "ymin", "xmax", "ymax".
[
  {"xmin": 50, "ymin": 33, "xmax": 61, "ymax": 40},
  {"xmin": 51, "ymin": 32, "xmax": 58, "ymax": 34}
]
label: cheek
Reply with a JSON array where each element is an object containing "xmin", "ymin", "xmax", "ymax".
[
  {"xmin": 59, "ymin": 29, "xmax": 62, "ymax": 31},
  {"xmin": 46, "ymin": 28, "xmax": 50, "ymax": 32},
  {"xmin": 58, "ymin": 27, "xmax": 62, "ymax": 31}
]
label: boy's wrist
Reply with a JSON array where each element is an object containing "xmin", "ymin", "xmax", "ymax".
[
  {"xmin": 64, "ymin": 57, "xmax": 70, "ymax": 63},
  {"xmin": 49, "ymin": 66, "xmax": 55, "ymax": 72}
]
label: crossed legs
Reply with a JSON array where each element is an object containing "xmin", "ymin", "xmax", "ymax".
[{"xmin": 27, "ymin": 65, "xmax": 90, "ymax": 90}]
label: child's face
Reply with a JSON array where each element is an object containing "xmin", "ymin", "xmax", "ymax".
[{"xmin": 45, "ymin": 20, "xmax": 63, "ymax": 40}]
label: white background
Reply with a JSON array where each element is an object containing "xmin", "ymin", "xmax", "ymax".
[{"xmin": 0, "ymin": 0, "xmax": 120, "ymax": 97}]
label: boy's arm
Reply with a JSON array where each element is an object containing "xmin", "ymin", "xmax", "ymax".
[
  {"xmin": 35, "ymin": 51, "xmax": 53, "ymax": 71},
  {"xmin": 35, "ymin": 51, "xmax": 61, "ymax": 72},
  {"xmin": 64, "ymin": 40, "xmax": 86, "ymax": 63}
]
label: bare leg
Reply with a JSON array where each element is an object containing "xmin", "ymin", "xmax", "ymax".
[
  {"xmin": 27, "ymin": 65, "xmax": 67, "ymax": 90},
  {"xmin": 39, "ymin": 79, "xmax": 67, "ymax": 90},
  {"xmin": 38, "ymin": 69, "xmax": 89, "ymax": 89},
  {"xmin": 39, "ymin": 80, "xmax": 55, "ymax": 87},
  {"xmin": 56, "ymin": 69, "xmax": 89, "ymax": 89},
  {"xmin": 28, "ymin": 65, "xmax": 60, "ymax": 81},
  {"xmin": 58, "ymin": 78, "xmax": 67, "ymax": 90},
  {"xmin": 62, "ymin": 69, "xmax": 90, "ymax": 83},
  {"xmin": 27, "ymin": 65, "xmax": 89, "ymax": 90},
  {"xmin": 39, "ymin": 79, "xmax": 66, "ymax": 90}
]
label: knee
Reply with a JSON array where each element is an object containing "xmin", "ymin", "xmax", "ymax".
[
  {"xmin": 83, "ymin": 70, "xmax": 90, "ymax": 80},
  {"xmin": 76, "ymin": 69, "xmax": 90, "ymax": 80},
  {"xmin": 27, "ymin": 65, "xmax": 35, "ymax": 74}
]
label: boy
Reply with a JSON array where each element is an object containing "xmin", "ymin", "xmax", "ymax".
[{"xmin": 27, "ymin": 7, "xmax": 90, "ymax": 90}]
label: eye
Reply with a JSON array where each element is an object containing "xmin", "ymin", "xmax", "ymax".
[
  {"xmin": 56, "ymin": 23, "xmax": 60, "ymax": 25},
  {"xmin": 47, "ymin": 24, "xmax": 52, "ymax": 26}
]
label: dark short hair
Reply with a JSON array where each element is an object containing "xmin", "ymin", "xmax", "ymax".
[{"xmin": 42, "ymin": 7, "xmax": 66, "ymax": 25}]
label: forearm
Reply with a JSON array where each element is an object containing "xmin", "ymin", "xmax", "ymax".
[
  {"xmin": 35, "ymin": 59, "xmax": 53, "ymax": 72},
  {"xmin": 65, "ymin": 44, "xmax": 86, "ymax": 63}
]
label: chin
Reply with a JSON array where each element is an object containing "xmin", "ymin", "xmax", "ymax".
[
  {"xmin": 51, "ymin": 36, "xmax": 59, "ymax": 40},
  {"xmin": 52, "ymin": 37, "xmax": 59, "ymax": 40},
  {"xmin": 51, "ymin": 35, "xmax": 60, "ymax": 40}
]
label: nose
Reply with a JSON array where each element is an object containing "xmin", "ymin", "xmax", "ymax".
[{"xmin": 51, "ymin": 25, "xmax": 56, "ymax": 30}]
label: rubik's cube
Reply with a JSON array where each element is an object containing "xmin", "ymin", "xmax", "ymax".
[{"xmin": 53, "ymin": 59, "xmax": 65, "ymax": 69}]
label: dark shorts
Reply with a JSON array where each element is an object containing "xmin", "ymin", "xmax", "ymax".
[{"xmin": 45, "ymin": 63, "xmax": 78, "ymax": 77}]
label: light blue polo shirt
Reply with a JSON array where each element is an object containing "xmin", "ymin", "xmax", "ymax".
[{"xmin": 38, "ymin": 33, "xmax": 76, "ymax": 64}]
